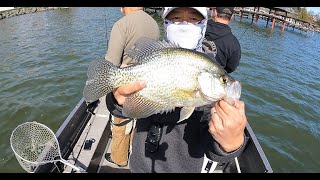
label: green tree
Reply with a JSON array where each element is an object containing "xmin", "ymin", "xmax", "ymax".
[{"xmin": 292, "ymin": 7, "xmax": 312, "ymax": 22}]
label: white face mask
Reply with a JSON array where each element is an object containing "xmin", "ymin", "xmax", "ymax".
[{"xmin": 165, "ymin": 20, "xmax": 206, "ymax": 50}]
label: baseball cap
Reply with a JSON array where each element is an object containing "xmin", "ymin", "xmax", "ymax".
[
  {"xmin": 215, "ymin": 7, "xmax": 235, "ymax": 15},
  {"xmin": 162, "ymin": 7, "xmax": 207, "ymax": 19}
]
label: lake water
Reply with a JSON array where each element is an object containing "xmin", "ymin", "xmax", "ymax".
[{"xmin": 0, "ymin": 7, "xmax": 319, "ymax": 173}]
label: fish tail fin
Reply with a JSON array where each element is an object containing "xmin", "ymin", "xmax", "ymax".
[{"xmin": 83, "ymin": 59, "xmax": 119, "ymax": 103}]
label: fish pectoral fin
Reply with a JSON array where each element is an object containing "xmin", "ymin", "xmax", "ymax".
[{"xmin": 177, "ymin": 107, "xmax": 195, "ymax": 123}]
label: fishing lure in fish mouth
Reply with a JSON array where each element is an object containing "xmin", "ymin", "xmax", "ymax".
[{"xmin": 83, "ymin": 37, "xmax": 241, "ymax": 121}]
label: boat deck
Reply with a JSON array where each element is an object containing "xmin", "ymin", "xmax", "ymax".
[
  {"xmin": 61, "ymin": 96, "xmax": 224, "ymax": 173},
  {"xmin": 62, "ymin": 96, "xmax": 130, "ymax": 173},
  {"xmin": 47, "ymin": 96, "xmax": 272, "ymax": 173}
]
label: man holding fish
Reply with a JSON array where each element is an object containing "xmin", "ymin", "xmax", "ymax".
[
  {"xmin": 83, "ymin": 7, "xmax": 248, "ymax": 173},
  {"xmin": 103, "ymin": 7, "xmax": 160, "ymax": 168}
]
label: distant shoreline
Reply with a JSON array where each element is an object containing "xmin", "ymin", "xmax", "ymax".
[
  {"xmin": 144, "ymin": 7, "xmax": 162, "ymax": 17},
  {"xmin": 0, "ymin": 7, "xmax": 69, "ymax": 20}
]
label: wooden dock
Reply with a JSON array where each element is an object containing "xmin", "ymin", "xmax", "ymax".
[{"xmin": 234, "ymin": 7, "xmax": 315, "ymax": 34}]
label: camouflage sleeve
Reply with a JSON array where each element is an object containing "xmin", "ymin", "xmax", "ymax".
[{"xmin": 105, "ymin": 92, "xmax": 130, "ymax": 119}]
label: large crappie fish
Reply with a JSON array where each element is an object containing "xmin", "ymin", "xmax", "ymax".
[{"xmin": 83, "ymin": 38, "xmax": 241, "ymax": 122}]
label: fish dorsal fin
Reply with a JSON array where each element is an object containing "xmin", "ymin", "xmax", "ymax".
[
  {"xmin": 127, "ymin": 37, "xmax": 180, "ymax": 64},
  {"xmin": 177, "ymin": 107, "xmax": 195, "ymax": 123}
]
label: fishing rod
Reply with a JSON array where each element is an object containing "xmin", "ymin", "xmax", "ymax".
[
  {"xmin": 105, "ymin": 12, "xmax": 109, "ymax": 45},
  {"xmin": 238, "ymin": 24, "xmax": 250, "ymax": 40}
]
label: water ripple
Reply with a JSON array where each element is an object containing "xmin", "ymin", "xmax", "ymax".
[{"xmin": 0, "ymin": 8, "xmax": 320, "ymax": 173}]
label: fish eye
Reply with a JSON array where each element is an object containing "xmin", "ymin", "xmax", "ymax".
[{"xmin": 220, "ymin": 76, "xmax": 228, "ymax": 84}]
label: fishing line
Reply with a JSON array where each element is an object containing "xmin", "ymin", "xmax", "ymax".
[
  {"xmin": 236, "ymin": 23, "xmax": 250, "ymax": 83},
  {"xmin": 105, "ymin": 12, "xmax": 109, "ymax": 45},
  {"xmin": 238, "ymin": 25, "xmax": 249, "ymax": 40},
  {"xmin": 232, "ymin": 12, "xmax": 250, "ymax": 41}
]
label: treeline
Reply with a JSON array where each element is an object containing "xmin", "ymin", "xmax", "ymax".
[{"xmin": 292, "ymin": 7, "xmax": 320, "ymax": 27}]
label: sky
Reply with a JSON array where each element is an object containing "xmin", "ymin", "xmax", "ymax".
[{"xmin": 306, "ymin": 7, "xmax": 320, "ymax": 14}]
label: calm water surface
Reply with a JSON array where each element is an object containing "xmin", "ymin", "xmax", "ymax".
[{"xmin": 0, "ymin": 7, "xmax": 319, "ymax": 173}]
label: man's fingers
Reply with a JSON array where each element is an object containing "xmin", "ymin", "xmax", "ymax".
[
  {"xmin": 235, "ymin": 100, "xmax": 245, "ymax": 110},
  {"xmin": 117, "ymin": 80, "xmax": 147, "ymax": 95},
  {"xmin": 218, "ymin": 100, "xmax": 235, "ymax": 115},
  {"xmin": 113, "ymin": 80, "xmax": 147, "ymax": 105},
  {"xmin": 211, "ymin": 107, "xmax": 224, "ymax": 131},
  {"xmin": 215, "ymin": 101, "xmax": 227, "ymax": 120},
  {"xmin": 208, "ymin": 120, "xmax": 217, "ymax": 135}
]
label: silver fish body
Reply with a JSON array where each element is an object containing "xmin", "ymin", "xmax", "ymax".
[{"xmin": 83, "ymin": 38, "xmax": 241, "ymax": 121}]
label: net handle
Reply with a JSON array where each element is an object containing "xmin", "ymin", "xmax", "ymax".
[{"xmin": 59, "ymin": 159, "xmax": 85, "ymax": 172}]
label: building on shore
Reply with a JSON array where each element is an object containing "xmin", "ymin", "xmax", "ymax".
[
  {"xmin": 0, "ymin": 7, "xmax": 68, "ymax": 20},
  {"xmin": 0, "ymin": 7, "xmax": 14, "ymax": 12}
]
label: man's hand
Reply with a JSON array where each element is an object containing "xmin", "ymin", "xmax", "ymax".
[
  {"xmin": 113, "ymin": 80, "xmax": 147, "ymax": 105},
  {"xmin": 208, "ymin": 100, "xmax": 247, "ymax": 152}
]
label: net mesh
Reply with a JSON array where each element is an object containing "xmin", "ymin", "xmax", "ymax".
[{"xmin": 10, "ymin": 122, "xmax": 61, "ymax": 173}]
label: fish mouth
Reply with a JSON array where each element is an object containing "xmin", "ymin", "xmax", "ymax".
[{"xmin": 224, "ymin": 80, "xmax": 241, "ymax": 105}]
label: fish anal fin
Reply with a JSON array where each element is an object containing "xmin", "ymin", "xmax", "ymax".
[
  {"xmin": 122, "ymin": 93, "xmax": 174, "ymax": 119},
  {"xmin": 177, "ymin": 107, "xmax": 195, "ymax": 123}
]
